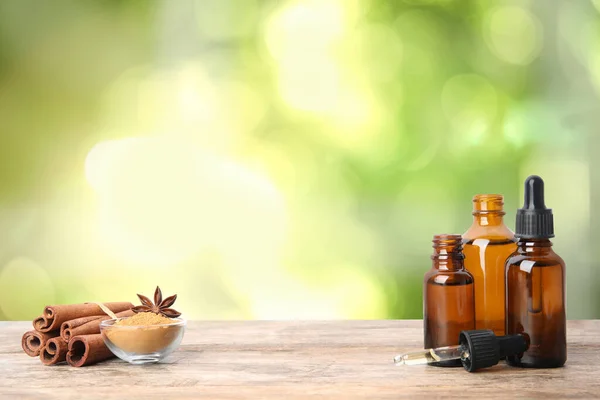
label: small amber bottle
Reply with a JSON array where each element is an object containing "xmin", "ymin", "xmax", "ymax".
[
  {"xmin": 506, "ymin": 176, "xmax": 566, "ymax": 368},
  {"xmin": 463, "ymin": 195, "xmax": 517, "ymax": 335},
  {"xmin": 423, "ymin": 234, "xmax": 475, "ymax": 367}
]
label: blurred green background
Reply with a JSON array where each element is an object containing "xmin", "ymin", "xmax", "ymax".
[{"xmin": 0, "ymin": 0, "xmax": 598, "ymax": 320}]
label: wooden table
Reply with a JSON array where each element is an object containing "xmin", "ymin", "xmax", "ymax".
[{"xmin": 1, "ymin": 320, "xmax": 599, "ymax": 399}]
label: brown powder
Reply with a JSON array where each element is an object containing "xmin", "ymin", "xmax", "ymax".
[
  {"xmin": 104, "ymin": 312, "xmax": 183, "ymax": 353},
  {"xmin": 114, "ymin": 312, "xmax": 175, "ymax": 326}
]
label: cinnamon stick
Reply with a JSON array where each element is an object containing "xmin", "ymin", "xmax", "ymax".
[
  {"xmin": 21, "ymin": 330, "xmax": 59, "ymax": 357},
  {"xmin": 61, "ymin": 310, "xmax": 135, "ymax": 341},
  {"xmin": 33, "ymin": 302, "xmax": 133, "ymax": 332},
  {"xmin": 40, "ymin": 337, "xmax": 68, "ymax": 365},
  {"xmin": 67, "ymin": 334, "xmax": 114, "ymax": 367}
]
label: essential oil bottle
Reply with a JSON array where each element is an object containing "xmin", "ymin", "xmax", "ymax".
[
  {"xmin": 505, "ymin": 175, "xmax": 566, "ymax": 368},
  {"xmin": 463, "ymin": 195, "xmax": 517, "ymax": 335},
  {"xmin": 423, "ymin": 234, "xmax": 475, "ymax": 367}
]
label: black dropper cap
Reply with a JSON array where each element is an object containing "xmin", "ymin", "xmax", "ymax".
[
  {"xmin": 515, "ymin": 175, "xmax": 554, "ymax": 239},
  {"xmin": 459, "ymin": 330, "xmax": 528, "ymax": 372}
]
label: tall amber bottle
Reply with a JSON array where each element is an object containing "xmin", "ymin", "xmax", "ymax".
[
  {"xmin": 506, "ymin": 176, "xmax": 566, "ymax": 368},
  {"xmin": 463, "ymin": 195, "xmax": 517, "ymax": 335},
  {"xmin": 423, "ymin": 234, "xmax": 475, "ymax": 367}
]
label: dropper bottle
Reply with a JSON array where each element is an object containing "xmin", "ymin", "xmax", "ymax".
[{"xmin": 505, "ymin": 175, "xmax": 567, "ymax": 368}]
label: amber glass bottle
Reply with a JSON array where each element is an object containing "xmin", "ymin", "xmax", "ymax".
[
  {"xmin": 506, "ymin": 176, "xmax": 566, "ymax": 368},
  {"xmin": 462, "ymin": 194, "xmax": 516, "ymax": 335},
  {"xmin": 423, "ymin": 234, "xmax": 475, "ymax": 367}
]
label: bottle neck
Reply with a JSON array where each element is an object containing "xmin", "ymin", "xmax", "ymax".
[
  {"xmin": 472, "ymin": 194, "xmax": 506, "ymax": 227},
  {"xmin": 432, "ymin": 257, "xmax": 465, "ymax": 271},
  {"xmin": 516, "ymin": 238, "xmax": 553, "ymax": 254},
  {"xmin": 431, "ymin": 234, "xmax": 465, "ymax": 271},
  {"xmin": 472, "ymin": 212, "xmax": 505, "ymax": 227}
]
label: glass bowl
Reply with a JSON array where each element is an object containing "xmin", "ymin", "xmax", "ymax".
[{"xmin": 100, "ymin": 317, "xmax": 186, "ymax": 364}]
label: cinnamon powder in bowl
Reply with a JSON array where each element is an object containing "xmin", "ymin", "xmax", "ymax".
[{"xmin": 100, "ymin": 312, "xmax": 185, "ymax": 364}]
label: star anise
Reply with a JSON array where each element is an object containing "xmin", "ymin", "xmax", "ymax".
[{"xmin": 132, "ymin": 286, "xmax": 181, "ymax": 318}]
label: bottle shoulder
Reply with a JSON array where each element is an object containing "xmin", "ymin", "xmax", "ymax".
[
  {"xmin": 424, "ymin": 268, "xmax": 474, "ymax": 285},
  {"xmin": 462, "ymin": 224, "xmax": 516, "ymax": 243},
  {"xmin": 505, "ymin": 250, "xmax": 566, "ymax": 268},
  {"xmin": 551, "ymin": 250, "xmax": 566, "ymax": 266}
]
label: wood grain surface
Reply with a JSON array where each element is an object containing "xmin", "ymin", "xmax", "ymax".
[{"xmin": 1, "ymin": 320, "xmax": 599, "ymax": 399}]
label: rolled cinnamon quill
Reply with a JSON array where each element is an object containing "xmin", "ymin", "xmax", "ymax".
[
  {"xmin": 40, "ymin": 337, "xmax": 68, "ymax": 365},
  {"xmin": 61, "ymin": 310, "xmax": 135, "ymax": 341},
  {"xmin": 33, "ymin": 302, "xmax": 133, "ymax": 333},
  {"xmin": 21, "ymin": 330, "xmax": 59, "ymax": 357},
  {"xmin": 67, "ymin": 334, "xmax": 114, "ymax": 367}
]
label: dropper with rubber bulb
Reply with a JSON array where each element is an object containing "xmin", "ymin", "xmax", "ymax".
[
  {"xmin": 515, "ymin": 175, "xmax": 554, "ymax": 239},
  {"xmin": 394, "ymin": 329, "xmax": 528, "ymax": 372}
]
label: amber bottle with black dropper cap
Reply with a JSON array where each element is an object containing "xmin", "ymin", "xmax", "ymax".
[
  {"xmin": 506, "ymin": 175, "xmax": 566, "ymax": 368},
  {"xmin": 463, "ymin": 195, "xmax": 517, "ymax": 335},
  {"xmin": 423, "ymin": 234, "xmax": 475, "ymax": 367}
]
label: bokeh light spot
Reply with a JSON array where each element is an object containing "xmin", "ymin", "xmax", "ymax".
[
  {"xmin": 195, "ymin": 0, "xmax": 258, "ymax": 40},
  {"xmin": 484, "ymin": 6, "xmax": 543, "ymax": 65},
  {"xmin": 355, "ymin": 23, "xmax": 403, "ymax": 83},
  {"xmin": 278, "ymin": 55, "xmax": 341, "ymax": 112},
  {"xmin": 441, "ymin": 74, "xmax": 498, "ymax": 146},
  {"xmin": 265, "ymin": 0, "xmax": 346, "ymax": 60},
  {"xmin": 266, "ymin": 0, "xmax": 350, "ymax": 113}
]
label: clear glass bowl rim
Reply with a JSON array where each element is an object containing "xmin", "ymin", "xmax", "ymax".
[{"xmin": 99, "ymin": 317, "xmax": 186, "ymax": 330}]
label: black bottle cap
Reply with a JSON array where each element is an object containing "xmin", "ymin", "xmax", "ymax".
[
  {"xmin": 515, "ymin": 175, "xmax": 554, "ymax": 239},
  {"xmin": 459, "ymin": 330, "xmax": 528, "ymax": 372}
]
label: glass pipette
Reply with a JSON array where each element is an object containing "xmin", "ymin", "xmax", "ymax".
[{"xmin": 394, "ymin": 344, "xmax": 468, "ymax": 366}]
